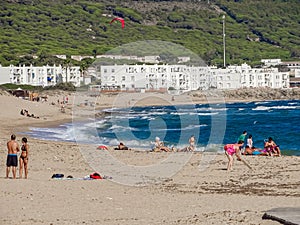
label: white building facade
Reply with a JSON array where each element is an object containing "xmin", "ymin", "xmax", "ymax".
[
  {"xmin": 100, "ymin": 63, "xmax": 289, "ymax": 92},
  {"xmin": 100, "ymin": 64, "xmax": 211, "ymax": 92},
  {"xmin": 0, "ymin": 62, "xmax": 290, "ymax": 90},
  {"xmin": 8, "ymin": 64, "xmax": 81, "ymax": 87},
  {"xmin": 0, "ymin": 66, "xmax": 11, "ymax": 84},
  {"xmin": 239, "ymin": 63, "xmax": 289, "ymax": 88}
]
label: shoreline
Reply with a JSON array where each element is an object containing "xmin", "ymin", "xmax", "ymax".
[{"xmin": 18, "ymin": 94, "xmax": 300, "ymax": 155}]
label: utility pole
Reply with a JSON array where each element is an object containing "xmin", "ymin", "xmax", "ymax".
[{"xmin": 222, "ymin": 15, "xmax": 226, "ymax": 68}]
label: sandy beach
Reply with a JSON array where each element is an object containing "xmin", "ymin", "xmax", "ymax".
[{"xmin": 0, "ymin": 90, "xmax": 299, "ymax": 225}]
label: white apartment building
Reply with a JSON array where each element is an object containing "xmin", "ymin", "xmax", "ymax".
[
  {"xmin": 239, "ymin": 63, "xmax": 289, "ymax": 88},
  {"xmin": 8, "ymin": 64, "xmax": 81, "ymax": 87},
  {"xmin": 100, "ymin": 63, "xmax": 289, "ymax": 92},
  {"xmin": 261, "ymin": 59, "xmax": 282, "ymax": 67},
  {"xmin": 100, "ymin": 64, "xmax": 211, "ymax": 92},
  {"xmin": 0, "ymin": 61, "xmax": 290, "ymax": 90},
  {"xmin": 210, "ymin": 65, "xmax": 241, "ymax": 89}
]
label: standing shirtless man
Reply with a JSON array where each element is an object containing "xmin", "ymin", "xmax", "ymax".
[{"xmin": 6, "ymin": 134, "xmax": 20, "ymax": 179}]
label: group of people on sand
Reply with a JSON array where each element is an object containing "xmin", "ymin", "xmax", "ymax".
[
  {"xmin": 151, "ymin": 135, "xmax": 196, "ymax": 152},
  {"xmin": 20, "ymin": 109, "xmax": 39, "ymax": 119},
  {"xmin": 224, "ymin": 130, "xmax": 281, "ymax": 171},
  {"xmin": 243, "ymin": 136, "xmax": 281, "ymax": 157},
  {"xmin": 5, "ymin": 134, "xmax": 29, "ymax": 179}
]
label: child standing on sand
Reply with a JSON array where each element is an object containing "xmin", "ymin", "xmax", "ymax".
[{"xmin": 224, "ymin": 141, "xmax": 244, "ymax": 171}]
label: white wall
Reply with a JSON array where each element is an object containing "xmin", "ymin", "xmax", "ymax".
[{"xmin": 0, "ymin": 67, "xmax": 11, "ymax": 84}]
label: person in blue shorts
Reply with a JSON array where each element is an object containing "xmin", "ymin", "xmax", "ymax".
[{"xmin": 6, "ymin": 134, "xmax": 20, "ymax": 179}]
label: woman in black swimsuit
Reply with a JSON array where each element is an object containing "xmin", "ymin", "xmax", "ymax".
[{"xmin": 19, "ymin": 137, "xmax": 29, "ymax": 179}]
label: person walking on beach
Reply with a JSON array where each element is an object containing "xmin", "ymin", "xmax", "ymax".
[
  {"xmin": 224, "ymin": 141, "xmax": 244, "ymax": 171},
  {"xmin": 6, "ymin": 134, "xmax": 20, "ymax": 179},
  {"xmin": 19, "ymin": 137, "xmax": 29, "ymax": 179}
]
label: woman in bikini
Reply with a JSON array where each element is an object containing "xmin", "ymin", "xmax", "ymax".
[
  {"xmin": 264, "ymin": 137, "xmax": 281, "ymax": 156},
  {"xmin": 224, "ymin": 140, "xmax": 244, "ymax": 171},
  {"xmin": 19, "ymin": 137, "xmax": 29, "ymax": 179}
]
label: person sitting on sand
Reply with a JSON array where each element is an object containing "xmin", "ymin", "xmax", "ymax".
[
  {"xmin": 224, "ymin": 140, "xmax": 244, "ymax": 171},
  {"xmin": 188, "ymin": 135, "xmax": 196, "ymax": 151},
  {"xmin": 114, "ymin": 142, "xmax": 129, "ymax": 150},
  {"xmin": 264, "ymin": 137, "xmax": 281, "ymax": 156},
  {"xmin": 153, "ymin": 137, "xmax": 170, "ymax": 152}
]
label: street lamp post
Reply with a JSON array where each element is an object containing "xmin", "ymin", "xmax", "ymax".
[{"xmin": 222, "ymin": 15, "xmax": 226, "ymax": 68}]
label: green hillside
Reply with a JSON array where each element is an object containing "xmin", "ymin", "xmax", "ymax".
[{"xmin": 0, "ymin": 0, "xmax": 299, "ymax": 67}]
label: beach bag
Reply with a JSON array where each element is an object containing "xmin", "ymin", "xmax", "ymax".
[
  {"xmin": 51, "ymin": 173, "xmax": 64, "ymax": 179},
  {"xmin": 90, "ymin": 172, "xmax": 102, "ymax": 179}
]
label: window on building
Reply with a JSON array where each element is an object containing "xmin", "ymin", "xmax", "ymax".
[
  {"xmin": 122, "ymin": 76, "xmax": 125, "ymax": 81},
  {"xmin": 111, "ymin": 76, "xmax": 115, "ymax": 81},
  {"xmin": 104, "ymin": 69, "xmax": 107, "ymax": 73},
  {"xmin": 131, "ymin": 76, "xmax": 135, "ymax": 81},
  {"xmin": 112, "ymin": 69, "xmax": 115, "ymax": 73}
]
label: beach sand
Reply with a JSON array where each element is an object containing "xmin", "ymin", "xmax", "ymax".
[{"xmin": 0, "ymin": 91, "xmax": 299, "ymax": 225}]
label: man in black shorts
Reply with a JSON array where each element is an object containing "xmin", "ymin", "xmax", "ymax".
[{"xmin": 6, "ymin": 134, "xmax": 20, "ymax": 179}]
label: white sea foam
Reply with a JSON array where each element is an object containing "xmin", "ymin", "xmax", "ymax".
[
  {"xmin": 254, "ymin": 101, "xmax": 271, "ymax": 105},
  {"xmin": 197, "ymin": 112, "xmax": 219, "ymax": 116},
  {"xmin": 253, "ymin": 105, "xmax": 296, "ymax": 111}
]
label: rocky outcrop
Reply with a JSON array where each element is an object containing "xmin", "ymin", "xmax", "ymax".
[{"xmin": 190, "ymin": 87, "xmax": 300, "ymax": 102}]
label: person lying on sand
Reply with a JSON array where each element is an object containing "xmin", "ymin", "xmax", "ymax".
[
  {"xmin": 114, "ymin": 142, "xmax": 129, "ymax": 150},
  {"xmin": 243, "ymin": 146, "xmax": 268, "ymax": 156},
  {"xmin": 152, "ymin": 137, "xmax": 170, "ymax": 152}
]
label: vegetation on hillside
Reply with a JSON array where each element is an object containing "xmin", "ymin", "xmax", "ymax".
[{"xmin": 0, "ymin": 0, "xmax": 299, "ymax": 68}]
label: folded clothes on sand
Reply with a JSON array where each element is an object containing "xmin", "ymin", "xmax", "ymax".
[{"xmin": 51, "ymin": 173, "xmax": 112, "ymax": 180}]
